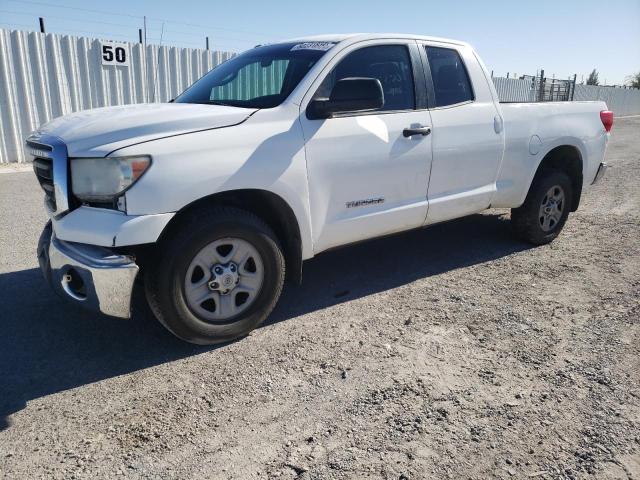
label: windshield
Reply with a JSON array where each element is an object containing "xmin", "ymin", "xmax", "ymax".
[{"xmin": 175, "ymin": 41, "xmax": 336, "ymax": 109}]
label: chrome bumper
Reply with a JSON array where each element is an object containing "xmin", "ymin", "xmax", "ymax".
[
  {"xmin": 38, "ymin": 222, "xmax": 139, "ymax": 318},
  {"xmin": 592, "ymin": 162, "xmax": 608, "ymax": 184}
]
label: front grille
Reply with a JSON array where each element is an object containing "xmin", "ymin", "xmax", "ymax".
[
  {"xmin": 26, "ymin": 140, "xmax": 53, "ymax": 156},
  {"xmin": 27, "ymin": 135, "xmax": 70, "ymax": 215},
  {"xmin": 33, "ymin": 157, "xmax": 56, "ymax": 211}
]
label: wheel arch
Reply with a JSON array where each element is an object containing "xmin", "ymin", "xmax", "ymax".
[
  {"xmin": 531, "ymin": 144, "xmax": 583, "ymax": 212},
  {"xmin": 157, "ymin": 189, "xmax": 305, "ymax": 284}
]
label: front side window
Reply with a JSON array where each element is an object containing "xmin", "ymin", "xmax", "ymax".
[
  {"xmin": 426, "ymin": 46, "xmax": 474, "ymax": 107},
  {"xmin": 176, "ymin": 42, "xmax": 335, "ymax": 108},
  {"xmin": 313, "ymin": 45, "xmax": 415, "ymax": 112}
]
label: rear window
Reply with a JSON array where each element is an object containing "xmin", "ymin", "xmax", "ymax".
[{"xmin": 426, "ymin": 46, "xmax": 474, "ymax": 107}]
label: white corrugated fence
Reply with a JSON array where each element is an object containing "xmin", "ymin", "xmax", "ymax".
[
  {"xmin": 0, "ymin": 28, "xmax": 234, "ymax": 163},
  {"xmin": 492, "ymin": 77, "xmax": 640, "ymax": 114},
  {"xmin": 491, "ymin": 77, "xmax": 537, "ymax": 102},
  {"xmin": 1, "ymin": 28, "xmax": 640, "ymax": 163},
  {"xmin": 572, "ymin": 84, "xmax": 640, "ymax": 116}
]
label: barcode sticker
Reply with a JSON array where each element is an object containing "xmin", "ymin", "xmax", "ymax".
[{"xmin": 290, "ymin": 42, "xmax": 335, "ymax": 52}]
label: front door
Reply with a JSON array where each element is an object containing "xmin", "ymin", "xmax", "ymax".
[{"xmin": 299, "ymin": 42, "xmax": 433, "ymax": 253}]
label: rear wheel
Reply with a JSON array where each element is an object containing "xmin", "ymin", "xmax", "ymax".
[
  {"xmin": 145, "ymin": 206, "xmax": 285, "ymax": 345},
  {"xmin": 511, "ymin": 170, "xmax": 573, "ymax": 245}
]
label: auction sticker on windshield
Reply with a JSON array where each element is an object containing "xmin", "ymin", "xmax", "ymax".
[{"xmin": 290, "ymin": 42, "xmax": 335, "ymax": 51}]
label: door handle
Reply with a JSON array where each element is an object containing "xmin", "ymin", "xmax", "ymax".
[{"xmin": 403, "ymin": 126, "xmax": 431, "ymax": 137}]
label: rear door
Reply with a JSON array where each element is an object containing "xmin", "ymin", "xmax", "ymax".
[
  {"xmin": 418, "ymin": 42, "xmax": 504, "ymax": 224},
  {"xmin": 299, "ymin": 40, "xmax": 433, "ymax": 252}
]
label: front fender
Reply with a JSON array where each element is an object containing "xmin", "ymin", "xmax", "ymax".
[{"xmin": 115, "ymin": 106, "xmax": 315, "ymax": 259}]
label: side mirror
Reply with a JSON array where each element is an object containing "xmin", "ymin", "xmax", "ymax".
[{"xmin": 307, "ymin": 77, "xmax": 384, "ymax": 119}]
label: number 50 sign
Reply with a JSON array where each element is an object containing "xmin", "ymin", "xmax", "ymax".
[{"xmin": 100, "ymin": 41, "xmax": 130, "ymax": 66}]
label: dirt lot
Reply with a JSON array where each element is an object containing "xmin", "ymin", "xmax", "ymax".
[{"xmin": 1, "ymin": 118, "xmax": 638, "ymax": 480}]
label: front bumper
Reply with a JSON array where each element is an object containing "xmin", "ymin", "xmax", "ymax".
[
  {"xmin": 38, "ymin": 222, "xmax": 139, "ymax": 318},
  {"xmin": 52, "ymin": 206, "xmax": 175, "ymax": 247}
]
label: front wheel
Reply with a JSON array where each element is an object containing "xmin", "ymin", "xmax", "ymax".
[
  {"xmin": 511, "ymin": 170, "xmax": 573, "ymax": 245},
  {"xmin": 145, "ymin": 207, "xmax": 285, "ymax": 345}
]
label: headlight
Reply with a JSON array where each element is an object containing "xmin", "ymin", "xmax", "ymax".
[{"xmin": 70, "ymin": 155, "xmax": 151, "ymax": 202}]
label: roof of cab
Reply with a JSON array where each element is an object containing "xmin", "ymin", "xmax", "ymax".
[{"xmin": 280, "ymin": 33, "xmax": 469, "ymax": 47}]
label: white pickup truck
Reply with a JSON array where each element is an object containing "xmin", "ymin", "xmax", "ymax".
[{"xmin": 30, "ymin": 34, "xmax": 612, "ymax": 344}]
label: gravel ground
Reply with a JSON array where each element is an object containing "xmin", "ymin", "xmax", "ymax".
[{"xmin": 0, "ymin": 118, "xmax": 638, "ymax": 480}]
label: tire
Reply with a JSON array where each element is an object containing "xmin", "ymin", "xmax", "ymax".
[
  {"xmin": 145, "ymin": 206, "xmax": 285, "ymax": 345},
  {"xmin": 37, "ymin": 220, "xmax": 53, "ymax": 286},
  {"xmin": 511, "ymin": 170, "xmax": 573, "ymax": 245}
]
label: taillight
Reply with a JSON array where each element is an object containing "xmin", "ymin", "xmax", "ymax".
[{"xmin": 600, "ymin": 110, "xmax": 614, "ymax": 132}]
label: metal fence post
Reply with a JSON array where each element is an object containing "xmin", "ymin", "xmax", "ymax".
[
  {"xmin": 538, "ymin": 69, "xmax": 545, "ymax": 102},
  {"xmin": 571, "ymin": 74, "xmax": 577, "ymax": 101}
]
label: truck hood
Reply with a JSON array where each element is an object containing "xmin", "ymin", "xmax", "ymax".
[{"xmin": 36, "ymin": 103, "xmax": 257, "ymax": 157}]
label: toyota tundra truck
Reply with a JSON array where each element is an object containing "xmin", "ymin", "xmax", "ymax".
[{"xmin": 30, "ymin": 34, "xmax": 612, "ymax": 344}]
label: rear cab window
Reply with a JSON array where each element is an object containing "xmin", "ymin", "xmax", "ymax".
[
  {"xmin": 425, "ymin": 46, "xmax": 474, "ymax": 107},
  {"xmin": 313, "ymin": 44, "xmax": 416, "ymax": 112}
]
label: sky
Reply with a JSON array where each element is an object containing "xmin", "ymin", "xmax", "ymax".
[{"xmin": 1, "ymin": 0, "xmax": 639, "ymax": 85}]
